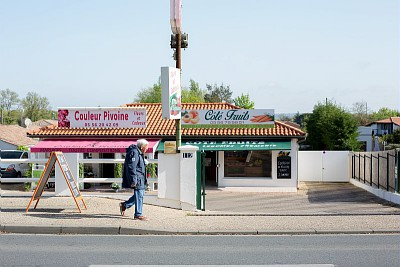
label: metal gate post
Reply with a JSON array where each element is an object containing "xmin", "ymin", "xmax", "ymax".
[
  {"xmin": 201, "ymin": 151, "xmax": 206, "ymax": 211},
  {"xmin": 370, "ymin": 153, "xmax": 373, "ymax": 186},
  {"xmin": 377, "ymin": 155, "xmax": 380, "ymax": 189},
  {"xmin": 351, "ymin": 154, "xmax": 354, "ymax": 179},
  {"xmin": 196, "ymin": 151, "xmax": 202, "ymax": 210},
  {"xmin": 363, "ymin": 154, "xmax": 366, "ymax": 183},
  {"xmin": 396, "ymin": 150, "xmax": 400, "ymax": 193},
  {"xmin": 387, "ymin": 152, "xmax": 390, "ymax": 191},
  {"xmin": 358, "ymin": 153, "xmax": 361, "ymax": 181}
]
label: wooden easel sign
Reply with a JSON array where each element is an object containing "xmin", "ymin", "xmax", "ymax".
[{"xmin": 26, "ymin": 151, "xmax": 87, "ymax": 213}]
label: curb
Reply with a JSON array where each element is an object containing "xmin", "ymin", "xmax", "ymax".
[{"xmin": 2, "ymin": 225, "xmax": 400, "ymax": 235}]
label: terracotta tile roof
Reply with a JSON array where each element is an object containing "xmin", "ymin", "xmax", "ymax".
[
  {"xmin": 0, "ymin": 124, "xmax": 39, "ymax": 147},
  {"xmin": 27, "ymin": 103, "xmax": 306, "ymax": 139},
  {"xmin": 31, "ymin": 119, "xmax": 58, "ymax": 128},
  {"xmin": 366, "ymin": 117, "xmax": 400, "ymax": 126}
]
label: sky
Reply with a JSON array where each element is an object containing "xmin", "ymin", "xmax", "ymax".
[{"xmin": 0, "ymin": 0, "xmax": 399, "ymax": 114}]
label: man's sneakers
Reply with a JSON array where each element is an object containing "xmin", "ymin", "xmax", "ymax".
[
  {"xmin": 134, "ymin": 216, "xmax": 148, "ymax": 221},
  {"xmin": 119, "ymin": 202, "xmax": 126, "ymax": 216}
]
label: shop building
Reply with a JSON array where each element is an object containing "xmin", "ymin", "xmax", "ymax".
[{"xmin": 28, "ymin": 103, "xmax": 306, "ymax": 192}]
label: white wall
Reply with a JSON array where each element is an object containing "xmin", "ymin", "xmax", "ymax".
[
  {"xmin": 179, "ymin": 146, "xmax": 198, "ymax": 209},
  {"xmin": 158, "ymin": 153, "xmax": 180, "ymax": 201},
  {"xmin": 298, "ymin": 151, "xmax": 323, "ymax": 182},
  {"xmin": 298, "ymin": 151, "xmax": 349, "ymax": 182},
  {"xmin": 157, "ymin": 145, "xmax": 198, "ymax": 210},
  {"xmin": 358, "ymin": 126, "xmax": 372, "ymax": 151},
  {"xmin": 0, "ymin": 140, "xmax": 17, "ymax": 150}
]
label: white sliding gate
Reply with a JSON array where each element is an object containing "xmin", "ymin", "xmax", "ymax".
[{"xmin": 298, "ymin": 151, "xmax": 350, "ymax": 182}]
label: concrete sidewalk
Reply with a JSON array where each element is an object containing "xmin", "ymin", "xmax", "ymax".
[{"xmin": 1, "ymin": 183, "xmax": 400, "ymax": 235}]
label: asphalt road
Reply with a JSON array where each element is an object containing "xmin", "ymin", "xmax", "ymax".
[{"xmin": 1, "ymin": 234, "xmax": 399, "ymax": 266}]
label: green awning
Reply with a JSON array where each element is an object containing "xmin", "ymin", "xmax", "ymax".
[{"xmin": 157, "ymin": 140, "xmax": 291, "ymax": 151}]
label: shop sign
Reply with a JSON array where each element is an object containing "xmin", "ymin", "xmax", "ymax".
[
  {"xmin": 164, "ymin": 141, "xmax": 177, "ymax": 154},
  {"xmin": 277, "ymin": 151, "xmax": 291, "ymax": 179},
  {"xmin": 161, "ymin": 66, "xmax": 181, "ymax": 119},
  {"xmin": 181, "ymin": 109, "xmax": 274, "ymax": 128},
  {"xmin": 58, "ymin": 107, "xmax": 146, "ymax": 128},
  {"xmin": 183, "ymin": 140, "xmax": 289, "ymax": 151}
]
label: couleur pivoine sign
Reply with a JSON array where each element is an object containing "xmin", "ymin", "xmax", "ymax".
[
  {"xmin": 181, "ymin": 109, "xmax": 275, "ymax": 128},
  {"xmin": 58, "ymin": 107, "xmax": 146, "ymax": 128}
]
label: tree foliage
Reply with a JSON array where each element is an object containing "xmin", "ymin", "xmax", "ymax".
[
  {"xmin": 292, "ymin": 112, "xmax": 310, "ymax": 130},
  {"xmin": 134, "ymin": 80, "xmax": 162, "ymax": 103},
  {"xmin": 204, "ymin": 83, "xmax": 233, "ymax": 103},
  {"xmin": 385, "ymin": 128, "xmax": 400, "ymax": 144},
  {"xmin": 0, "ymin": 89, "xmax": 21, "ymax": 124},
  {"xmin": 351, "ymin": 101, "xmax": 371, "ymax": 126},
  {"xmin": 182, "ymin": 79, "xmax": 205, "ymax": 103},
  {"xmin": 0, "ymin": 88, "xmax": 19, "ymax": 112},
  {"xmin": 306, "ymin": 100, "xmax": 360, "ymax": 151},
  {"xmin": 370, "ymin": 107, "xmax": 399, "ymax": 122},
  {"xmin": 233, "ymin": 93, "xmax": 254, "ymax": 109},
  {"xmin": 21, "ymin": 92, "xmax": 53, "ymax": 122}
]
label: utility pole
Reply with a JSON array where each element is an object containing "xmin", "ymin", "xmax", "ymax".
[{"xmin": 175, "ymin": 33, "xmax": 182, "ymax": 149}]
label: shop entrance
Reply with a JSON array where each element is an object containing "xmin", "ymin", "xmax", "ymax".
[
  {"xmin": 100, "ymin": 153, "xmax": 115, "ymax": 178},
  {"xmin": 204, "ymin": 151, "xmax": 218, "ymax": 186}
]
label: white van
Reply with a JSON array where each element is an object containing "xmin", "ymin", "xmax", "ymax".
[{"xmin": 0, "ymin": 150, "xmax": 30, "ymax": 178}]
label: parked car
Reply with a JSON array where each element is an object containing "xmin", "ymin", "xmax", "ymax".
[{"xmin": 0, "ymin": 150, "xmax": 30, "ymax": 178}]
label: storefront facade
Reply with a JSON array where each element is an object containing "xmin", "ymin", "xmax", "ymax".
[{"xmin": 28, "ymin": 103, "xmax": 306, "ymax": 192}]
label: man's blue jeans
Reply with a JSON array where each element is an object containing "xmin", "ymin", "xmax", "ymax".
[{"xmin": 124, "ymin": 189, "xmax": 144, "ymax": 217}]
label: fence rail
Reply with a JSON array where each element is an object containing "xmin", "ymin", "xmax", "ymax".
[
  {"xmin": 351, "ymin": 149, "xmax": 399, "ymax": 193},
  {"xmin": 1, "ymin": 158, "xmax": 158, "ymax": 191}
]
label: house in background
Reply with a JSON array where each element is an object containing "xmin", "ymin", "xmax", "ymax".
[
  {"xmin": 358, "ymin": 117, "xmax": 400, "ymax": 151},
  {"xmin": 30, "ymin": 119, "xmax": 57, "ymax": 129},
  {"xmin": 0, "ymin": 125, "xmax": 39, "ymax": 150}
]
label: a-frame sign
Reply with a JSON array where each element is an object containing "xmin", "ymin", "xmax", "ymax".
[{"xmin": 26, "ymin": 151, "xmax": 87, "ymax": 213}]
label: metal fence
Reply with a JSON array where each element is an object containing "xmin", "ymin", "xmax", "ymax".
[{"xmin": 350, "ymin": 149, "xmax": 399, "ymax": 193}]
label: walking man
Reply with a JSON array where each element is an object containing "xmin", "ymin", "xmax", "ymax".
[{"xmin": 120, "ymin": 139, "xmax": 149, "ymax": 220}]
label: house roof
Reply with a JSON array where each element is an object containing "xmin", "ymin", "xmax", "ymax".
[
  {"xmin": 30, "ymin": 119, "xmax": 58, "ymax": 128},
  {"xmin": 27, "ymin": 103, "xmax": 306, "ymax": 139},
  {"xmin": 0, "ymin": 124, "xmax": 39, "ymax": 147},
  {"xmin": 366, "ymin": 117, "xmax": 400, "ymax": 126}
]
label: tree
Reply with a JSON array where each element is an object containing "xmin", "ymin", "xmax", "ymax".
[
  {"xmin": 385, "ymin": 128, "xmax": 400, "ymax": 144},
  {"xmin": 21, "ymin": 92, "xmax": 53, "ymax": 122},
  {"xmin": 134, "ymin": 80, "xmax": 162, "ymax": 103},
  {"xmin": 0, "ymin": 88, "xmax": 19, "ymax": 112},
  {"xmin": 204, "ymin": 83, "xmax": 233, "ymax": 103},
  {"xmin": 182, "ymin": 79, "xmax": 205, "ymax": 103},
  {"xmin": 0, "ymin": 88, "xmax": 20, "ymax": 124},
  {"xmin": 370, "ymin": 107, "xmax": 399, "ymax": 122},
  {"xmin": 305, "ymin": 100, "xmax": 360, "ymax": 151},
  {"xmin": 293, "ymin": 112, "xmax": 310, "ymax": 130},
  {"xmin": 233, "ymin": 93, "xmax": 254, "ymax": 109},
  {"xmin": 351, "ymin": 101, "xmax": 372, "ymax": 126}
]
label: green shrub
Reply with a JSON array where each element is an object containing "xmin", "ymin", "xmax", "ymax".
[{"xmin": 114, "ymin": 163, "xmax": 123, "ymax": 178}]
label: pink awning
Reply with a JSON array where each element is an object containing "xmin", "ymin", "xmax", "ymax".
[{"xmin": 30, "ymin": 139, "xmax": 160, "ymax": 153}]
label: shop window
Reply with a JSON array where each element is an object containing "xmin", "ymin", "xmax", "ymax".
[{"xmin": 224, "ymin": 150, "xmax": 272, "ymax": 178}]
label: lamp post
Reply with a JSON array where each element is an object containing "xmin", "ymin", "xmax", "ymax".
[{"xmin": 175, "ymin": 32, "xmax": 182, "ymax": 148}]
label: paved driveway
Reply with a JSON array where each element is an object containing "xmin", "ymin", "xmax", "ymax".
[{"xmin": 204, "ymin": 182, "xmax": 400, "ymax": 215}]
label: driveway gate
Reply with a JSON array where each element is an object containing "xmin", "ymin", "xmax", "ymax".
[{"xmin": 298, "ymin": 151, "xmax": 349, "ymax": 182}]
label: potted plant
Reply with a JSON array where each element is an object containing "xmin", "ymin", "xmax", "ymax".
[
  {"xmin": 111, "ymin": 182, "xmax": 120, "ymax": 192},
  {"xmin": 146, "ymin": 163, "xmax": 157, "ymax": 178}
]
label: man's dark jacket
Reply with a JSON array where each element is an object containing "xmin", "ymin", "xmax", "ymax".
[{"xmin": 122, "ymin": 144, "xmax": 147, "ymax": 190}]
